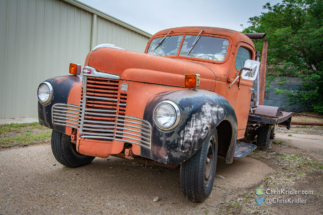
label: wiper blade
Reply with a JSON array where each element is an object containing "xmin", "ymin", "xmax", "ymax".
[
  {"xmin": 187, "ymin": 30, "xmax": 204, "ymax": 55},
  {"xmin": 153, "ymin": 30, "xmax": 173, "ymax": 51}
]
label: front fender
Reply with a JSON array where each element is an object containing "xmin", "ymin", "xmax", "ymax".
[
  {"xmin": 38, "ymin": 75, "xmax": 81, "ymax": 133},
  {"xmin": 142, "ymin": 89, "xmax": 237, "ymax": 165}
]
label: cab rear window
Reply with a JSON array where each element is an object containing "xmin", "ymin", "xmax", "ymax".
[{"xmin": 235, "ymin": 47, "xmax": 252, "ymax": 71}]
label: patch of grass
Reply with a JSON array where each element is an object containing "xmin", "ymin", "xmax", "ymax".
[
  {"xmin": 225, "ymin": 200, "xmax": 241, "ymax": 210},
  {"xmin": 292, "ymin": 116, "xmax": 323, "ymax": 123},
  {"xmin": 273, "ymin": 140, "xmax": 283, "ymax": 145},
  {"xmin": 220, "ymin": 147, "xmax": 323, "ymax": 214},
  {"xmin": 253, "ymin": 152, "xmax": 323, "ymax": 184},
  {"xmin": 300, "ymin": 112, "xmax": 323, "ymax": 117},
  {"xmin": 0, "ymin": 122, "xmax": 51, "ymax": 147},
  {"xmin": 278, "ymin": 114, "xmax": 323, "ymax": 135},
  {"xmin": 34, "ymin": 131, "xmax": 52, "ymax": 140},
  {"xmin": 0, "ymin": 130, "xmax": 51, "ymax": 146},
  {"xmin": 238, "ymin": 150, "xmax": 323, "ymax": 214},
  {"xmin": 0, "ymin": 122, "xmax": 39, "ymax": 128},
  {"xmin": 0, "ymin": 122, "xmax": 40, "ymax": 134}
]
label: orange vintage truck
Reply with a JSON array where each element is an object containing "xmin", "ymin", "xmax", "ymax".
[{"xmin": 37, "ymin": 26, "xmax": 292, "ymax": 202}]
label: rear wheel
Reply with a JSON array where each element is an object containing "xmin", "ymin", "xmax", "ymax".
[
  {"xmin": 180, "ymin": 130, "xmax": 218, "ymax": 202},
  {"xmin": 51, "ymin": 130, "xmax": 94, "ymax": 168},
  {"xmin": 270, "ymin": 126, "xmax": 275, "ymax": 139},
  {"xmin": 256, "ymin": 125, "xmax": 272, "ymax": 150}
]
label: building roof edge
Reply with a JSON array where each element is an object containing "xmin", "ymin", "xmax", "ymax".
[{"xmin": 62, "ymin": 0, "xmax": 153, "ymax": 38}]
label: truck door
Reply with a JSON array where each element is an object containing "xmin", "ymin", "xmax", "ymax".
[{"xmin": 230, "ymin": 43, "xmax": 255, "ymax": 139}]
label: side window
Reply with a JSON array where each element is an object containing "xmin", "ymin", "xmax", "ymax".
[{"xmin": 235, "ymin": 47, "xmax": 252, "ymax": 71}]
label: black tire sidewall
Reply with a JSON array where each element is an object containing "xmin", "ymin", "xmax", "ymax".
[
  {"xmin": 200, "ymin": 130, "xmax": 218, "ymax": 196},
  {"xmin": 270, "ymin": 126, "xmax": 275, "ymax": 139},
  {"xmin": 180, "ymin": 129, "xmax": 218, "ymax": 202},
  {"xmin": 256, "ymin": 125, "xmax": 271, "ymax": 150},
  {"xmin": 51, "ymin": 130, "xmax": 94, "ymax": 168}
]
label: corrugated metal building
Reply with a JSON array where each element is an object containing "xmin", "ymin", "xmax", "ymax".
[{"xmin": 0, "ymin": 0, "xmax": 152, "ymax": 119}]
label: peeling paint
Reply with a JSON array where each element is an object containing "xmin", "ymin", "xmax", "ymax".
[
  {"xmin": 177, "ymin": 102, "xmax": 225, "ymax": 153},
  {"xmin": 51, "ymin": 76, "xmax": 70, "ymax": 84},
  {"xmin": 142, "ymin": 89, "xmax": 238, "ymax": 165}
]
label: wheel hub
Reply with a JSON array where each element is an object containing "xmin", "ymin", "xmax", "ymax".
[{"xmin": 205, "ymin": 137, "xmax": 215, "ymax": 187}]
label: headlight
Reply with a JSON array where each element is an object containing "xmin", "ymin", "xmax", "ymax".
[
  {"xmin": 153, "ymin": 101, "xmax": 181, "ymax": 131},
  {"xmin": 37, "ymin": 82, "xmax": 53, "ymax": 105}
]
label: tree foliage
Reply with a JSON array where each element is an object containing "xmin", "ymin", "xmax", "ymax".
[{"xmin": 243, "ymin": 0, "xmax": 323, "ymax": 113}]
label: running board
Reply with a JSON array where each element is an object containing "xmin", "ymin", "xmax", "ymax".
[{"xmin": 234, "ymin": 142, "xmax": 257, "ymax": 159}]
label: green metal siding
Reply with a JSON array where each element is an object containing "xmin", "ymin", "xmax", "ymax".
[{"xmin": 0, "ymin": 0, "xmax": 151, "ymax": 119}]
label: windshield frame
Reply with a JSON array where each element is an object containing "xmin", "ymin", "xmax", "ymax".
[{"xmin": 145, "ymin": 33, "xmax": 232, "ymax": 64}]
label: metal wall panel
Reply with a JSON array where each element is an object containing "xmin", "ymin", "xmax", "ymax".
[
  {"xmin": 96, "ymin": 17, "xmax": 148, "ymax": 52},
  {"xmin": 0, "ymin": 0, "xmax": 151, "ymax": 119},
  {"xmin": 0, "ymin": 0, "xmax": 93, "ymax": 119}
]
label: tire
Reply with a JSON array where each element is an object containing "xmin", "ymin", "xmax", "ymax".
[
  {"xmin": 270, "ymin": 126, "xmax": 275, "ymax": 139},
  {"xmin": 51, "ymin": 130, "xmax": 94, "ymax": 168},
  {"xmin": 180, "ymin": 130, "xmax": 218, "ymax": 202},
  {"xmin": 256, "ymin": 125, "xmax": 272, "ymax": 150}
]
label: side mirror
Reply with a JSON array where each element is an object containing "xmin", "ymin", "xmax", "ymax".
[{"xmin": 241, "ymin": 60, "xmax": 260, "ymax": 81}]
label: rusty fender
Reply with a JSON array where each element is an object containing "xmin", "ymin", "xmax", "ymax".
[
  {"xmin": 142, "ymin": 89, "xmax": 238, "ymax": 165},
  {"xmin": 38, "ymin": 75, "xmax": 81, "ymax": 133}
]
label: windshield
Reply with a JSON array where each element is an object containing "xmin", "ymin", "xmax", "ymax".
[
  {"xmin": 180, "ymin": 35, "xmax": 229, "ymax": 61},
  {"xmin": 147, "ymin": 35, "xmax": 183, "ymax": 56}
]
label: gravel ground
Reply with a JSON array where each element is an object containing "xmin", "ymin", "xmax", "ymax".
[
  {"xmin": 0, "ymin": 131, "xmax": 322, "ymax": 214},
  {"xmin": 0, "ymin": 144, "xmax": 276, "ymax": 215},
  {"xmin": 0, "ymin": 145, "xmax": 185, "ymax": 214}
]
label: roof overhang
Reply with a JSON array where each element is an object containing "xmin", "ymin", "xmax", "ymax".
[{"xmin": 62, "ymin": 0, "xmax": 152, "ymax": 38}]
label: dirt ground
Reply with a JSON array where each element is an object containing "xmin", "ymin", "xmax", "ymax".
[{"xmin": 0, "ymin": 128, "xmax": 322, "ymax": 215}]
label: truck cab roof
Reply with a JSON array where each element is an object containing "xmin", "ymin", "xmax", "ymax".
[
  {"xmin": 147, "ymin": 26, "xmax": 254, "ymax": 48},
  {"xmin": 144, "ymin": 26, "xmax": 256, "ymax": 82}
]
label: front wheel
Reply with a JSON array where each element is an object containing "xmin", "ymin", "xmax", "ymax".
[
  {"xmin": 180, "ymin": 130, "xmax": 218, "ymax": 202},
  {"xmin": 51, "ymin": 130, "xmax": 94, "ymax": 168}
]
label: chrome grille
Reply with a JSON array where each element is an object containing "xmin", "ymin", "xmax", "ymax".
[
  {"xmin": 52, "ymin": 103, "xmax": 81, "ymax": 129},
  {"xmin": 52, "ymin": 75, "xmax": 152, "ymax": 149}
]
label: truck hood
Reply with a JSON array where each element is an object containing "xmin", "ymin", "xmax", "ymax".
[{"xmin": 86, "ymin": 48, "xmax": 216, "ymax": 89}]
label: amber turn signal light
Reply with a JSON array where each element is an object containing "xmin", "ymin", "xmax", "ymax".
[
  {"xmin": 69, "ymin": 63, "xmax": 81, "ymax": 75},
  {"xmin": 185, "ymin": 74, "xmax": 200, "ymax": 88}
]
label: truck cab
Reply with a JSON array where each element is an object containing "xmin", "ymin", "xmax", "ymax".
[
  {"xmin": 37, "ymin": 26, "xmax": 291, "ymax": 202},
  {"xmin": 148, "ymin": 27, "xmax": 257, "ymax": 137}
]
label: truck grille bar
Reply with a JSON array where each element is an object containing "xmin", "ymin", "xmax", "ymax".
[
  {"xmin": 52, "ymin": 103, "xmax": 81, "ymax": 129},
  {"xmin": 52, "ymin": 75, "xmax": 152, "ymax": 149}
]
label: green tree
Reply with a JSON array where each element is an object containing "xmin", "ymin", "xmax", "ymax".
[{"xmin": 243, "ymin": 0, "xmax": 323, "ymax": 113}]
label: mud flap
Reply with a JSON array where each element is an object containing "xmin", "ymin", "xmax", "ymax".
[{"xmin": 234, "ymin": 142, "xmax": 257, "ymax": 159}]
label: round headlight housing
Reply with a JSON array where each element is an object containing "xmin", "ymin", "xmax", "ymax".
[
  {"xmin": 37, "ymin": 82, "xmax": 53, "ymax": 105},
  {"xmin": 153, "ymin": 101, "xmax": 181, "ymax": 131}
]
